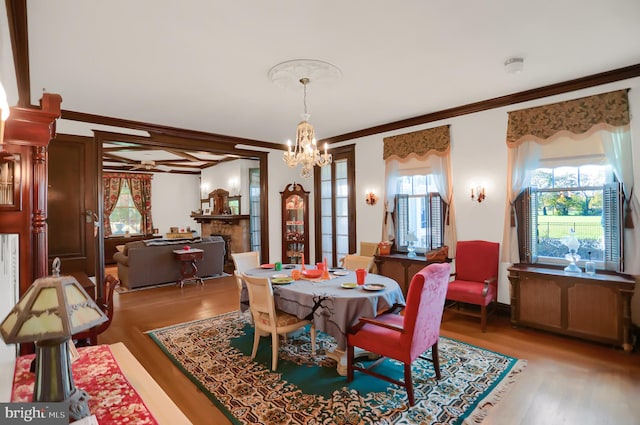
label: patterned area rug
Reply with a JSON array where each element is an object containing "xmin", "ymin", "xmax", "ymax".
[{"xmin": 148, "ymin": 311, "xmax": 526, "ymax": 425}]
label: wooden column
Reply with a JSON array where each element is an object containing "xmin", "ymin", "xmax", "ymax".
[{"xmin": 1, "ymin": 93, "xmax": 62, "ymax": 295}]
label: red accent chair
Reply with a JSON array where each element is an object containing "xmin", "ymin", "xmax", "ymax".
[
  {"xmin": 346, "ymin": 262, "xmax": 451, "ymax": 406},
  {"xmin": 445, "ymin": 240, "xmax": 500, "ymax": 332},
  {"xmin": 72, "ymin": 274, "xmax": 120, "ymax": 346}
]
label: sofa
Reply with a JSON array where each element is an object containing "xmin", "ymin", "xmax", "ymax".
[{"xmin": 113, "ymin": 236, "xmax": 226, "ymax": 289}]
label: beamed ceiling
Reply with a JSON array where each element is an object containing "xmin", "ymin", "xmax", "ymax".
[{"xmin": 4, "ymin": 1, "xmax": 640, "ymax": 174}]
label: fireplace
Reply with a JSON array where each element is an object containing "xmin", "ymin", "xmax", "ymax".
[{"xmin": 191, "ymin": 214, "xmax": 250, "ymax": 256}]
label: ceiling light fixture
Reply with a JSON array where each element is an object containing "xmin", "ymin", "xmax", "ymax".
[
  {"xmin": 504, "ymin": 57, "xmax": 524, "ymax": 74},
  {"xmin": 282, "ymin": 77, "xmax": 331, "ymax": 178},
  {"xmin": 269, "ymin": 59, "xmax": 341, "ymax": 178}
]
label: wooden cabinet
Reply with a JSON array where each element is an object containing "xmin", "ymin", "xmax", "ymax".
[
  {"xmin": 375, "ymin": 254, "xmax": 448, "ymax": 297},
  {"xmin": 281, "ymin": 183, "xmax": 308, "ymax": 264},
  {"xmin": 507, "ymin": 264, "xmax": 636, "ymax": 352},
  {"xmin": 0, "ymin": 94, "xmax": 62, "ymax": 296}
]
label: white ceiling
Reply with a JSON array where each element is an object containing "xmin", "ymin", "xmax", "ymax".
[{"xmin": 25, "ymin": 1, "xmax": 640, "ymax": 146}]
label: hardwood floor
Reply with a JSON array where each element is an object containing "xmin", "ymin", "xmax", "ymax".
[{"xmin": 101, "ymin": 271, "xmax": 640, "ymax": 425}]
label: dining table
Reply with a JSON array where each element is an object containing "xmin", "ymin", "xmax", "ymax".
[{"xmin": 241, "ymin": 264, "xmax": 405, "ymax": 376}]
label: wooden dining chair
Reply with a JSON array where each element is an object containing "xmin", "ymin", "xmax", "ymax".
[
  {"xmin": 242, "ymin": 273, "xmax": 316, "ymax": 371},
  {"xmin": 347, "ymin": 262, "xmax": 451, "ymax": 406},
  {"xmin": 72, "ymin": 274, "xmax": 120, "ymax": 346},
  {"xmin": 342, "ymin": 254, "xmax": 375, "ymax": 272},
  {"xmin": 445, "ymin": 240, "xmax": 500, "ymax": 332},
  {"xmin": 231, "ymin": 251, "xmax": 260, "ymax": 317}
]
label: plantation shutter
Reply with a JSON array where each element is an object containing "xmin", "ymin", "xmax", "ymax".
[
  {"xmin": 529, "ymin": 189, "xmax": 539, "ymax": 263},
  {"xmin": 429, "ymin": 193, "xmax": 444, "ymax": 249},
  {"xmin": 514, "ymin": 188, "xmax": 537, "ymax": 263},
  {"xmin": 395, "ymin": 194, "xmax": 409, "ymax": 249},
  {"xmin": 602, "ymin": 182, "xmax": 623, "ymax": 272}
]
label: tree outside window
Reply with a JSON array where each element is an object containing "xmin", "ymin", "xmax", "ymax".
[
  {"xmin": 528, "ymin": 164, "xmax": 619, "ymax": 268},
  {"xmin": 109, "ymin": 180, "xmax": 142, "ymax": 235},
  {"xmin": 395, "ymin": 174, "xmax": 444, "ymax": 253}
]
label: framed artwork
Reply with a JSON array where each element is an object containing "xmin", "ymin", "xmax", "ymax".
[
  {"xmin": 203, "ymin": 208, "xmax": 211, "ymax": 215},
  {"xmin": 228, "ymin": 196, "xmax": 241, "ymax": 215}
]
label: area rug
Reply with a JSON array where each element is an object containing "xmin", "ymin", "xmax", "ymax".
[{"xmin": 147, "ymin": 311, "xmax": 526, "ymax": 425}]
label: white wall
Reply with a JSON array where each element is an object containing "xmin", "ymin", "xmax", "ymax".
[
  {"xmin": 150, "ymin": 172, "xmax": 201, "ymax": 235},
  {"xmin": 200, "ymin": 159, "xmax": 259, "ymax": 215},
  {"xmin": 339, "ymin": 76, "xmax": 640, "ymax": 322}
]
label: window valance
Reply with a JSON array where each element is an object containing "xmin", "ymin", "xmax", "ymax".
[
  {"xmin": 506, "ymin": 89, "xmax": 630, "ymax": 145},
  {"xmin": 103, "ymin": 172, "xmax": 153, "ymax": 181},
  {"xmin": 383, "ymin": 125, "xmax": 450, "ymax": 160}
]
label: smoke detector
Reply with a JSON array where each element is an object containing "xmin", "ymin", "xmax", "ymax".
[{"xmin": 504, "ymin": 57, "xmax": 524, "ymax": 74}]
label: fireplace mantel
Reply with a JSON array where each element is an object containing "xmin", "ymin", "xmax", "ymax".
[{"xmin": 191, "ymin": 214, "xmax": 250, "ymax": 224}]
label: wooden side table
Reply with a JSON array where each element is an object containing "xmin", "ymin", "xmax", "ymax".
[{"xmin": 173, "ymin": 248, "xmax": 205, "ymax": 287}]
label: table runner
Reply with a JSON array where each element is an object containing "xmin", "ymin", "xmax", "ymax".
[{"xmin": 11, "ymin": 345, "xmax": 159, "ymax": 425}]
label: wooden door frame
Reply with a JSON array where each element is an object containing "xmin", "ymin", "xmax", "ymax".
[{"xmin": 94, "ymin": 131, "xmax": 271, "ymax": 266}]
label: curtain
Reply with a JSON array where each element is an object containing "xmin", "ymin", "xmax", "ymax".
[
  {"xmin": 383, "ymin": 125, "xmax": 456, "ymax": 253},
  {"xmin": 501, "ymin": 89, "xmax": 636, "ymax": 270},
  {"xmin": 127, "ymin": 174, "xmax": 154, "ymax": 235},
  {"xmin": 102, "ymin": 173, "xmax": 123, "ymax": 237}
]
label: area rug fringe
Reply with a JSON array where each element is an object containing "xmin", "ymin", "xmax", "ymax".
[{"xmin": 462, "ymin": 358, "xmax": 528, "ymax": 424}]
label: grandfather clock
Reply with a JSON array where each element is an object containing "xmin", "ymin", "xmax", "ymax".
[{"xmin": 0, "ymin": 93, "xmax": 62, "ymax": 296}]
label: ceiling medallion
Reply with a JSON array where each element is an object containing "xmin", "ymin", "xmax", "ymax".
[{"xmin": 269, "ymin": 60, "xmax": 341, "ymax": 178}]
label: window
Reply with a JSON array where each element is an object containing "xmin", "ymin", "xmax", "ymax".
[
  {"xmin": 394, "ymin": 174, "xmax": 445, "ymax": 253},
  {"xmin": 249, "ymin": 168, "xmax": 261, "ymax": 253},
  {"xmin": 518, "ymin": 164, "xmax": 622, "ymax": 271},
  {"xmin": 315, "ymin": 146, "xmax": 355, "ymax": 267},
  {"xmin": 109, "ymin": 180, "xmax": 142, "ymax": 235}
]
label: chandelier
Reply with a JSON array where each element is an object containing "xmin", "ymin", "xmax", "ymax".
[
  {"xmin": 283, "ymin": 77, "xmax": 331, "ymax": 178},
  {"xmin": 269, "ymin": 59, "xmax": 341, "ymax": 179}
]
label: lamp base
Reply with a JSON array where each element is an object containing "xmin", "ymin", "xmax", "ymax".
[
  {"xmin": 33, "ymin": 338, "xmax": 91, "ymax": 421},
  {"xmin": 564, "ymin": 262, "xmax": 582, "ymax": 273},
  {"xmin": 68, "ymin": 388, "xmax": 91, "ymax": 421}
]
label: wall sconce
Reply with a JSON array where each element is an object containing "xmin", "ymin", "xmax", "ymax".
[
  {"xmin": 365, "ymin": 191, "xmax": 378, "ymax": 206},
  {"xmin": 471, "ymin": 186, "xmax": 486, "ymax": 203},
  {"xmin": 0, "ymin": 79, "xmax": 12, "ymax": 161}
]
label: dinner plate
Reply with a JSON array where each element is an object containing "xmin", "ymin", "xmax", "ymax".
[
  {"xmin": 260, "ymin": 264, "xmax": 275, "ymax": 269},
  {"xmin": 283, "ymin": 265, "xmax": 296, "ymax": 269},
  {"xmin": 333, "ymin": 270, "xmax": 349, "ymax": 276},
  {"xmin": 329, "ymin": 267, "xmax": 345, "ymax": 272},
  {"xmin": 301, "ymin": 269, "xmax": 323, "ymax": 278},
  {"xmin": 362, "ymin": 283, "xmax": 386, "ymax": 291},
  {"xmin": 272, "ymin": 277, "xmax": 293, "ymax": 285},
  {"xmin": 341, "ymin": 282, "xmax": 357, "ymax": 289},
  {"xmin": 272, "ymin": 273, "xmax": 288, "ymax": 279}
]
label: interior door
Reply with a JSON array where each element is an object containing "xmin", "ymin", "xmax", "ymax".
[{"xmin": 48, "ymin": 135, "xmax": 101, "ymax": 281}]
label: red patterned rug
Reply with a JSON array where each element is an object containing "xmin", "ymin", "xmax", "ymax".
[{"xmin": 12, "ymin": 345, "xmax": 158, "ymax": 424}]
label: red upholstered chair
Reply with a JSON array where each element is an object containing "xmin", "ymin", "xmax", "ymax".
[
  {"xmin": 445, "ymin": 240, "xmax": 500, "ymax": 332},
  {"xmin": 72, "ymin": 274, "xmax": 120, "ymax": 346},
  {"xmin": 346, "ymin": 262, "xmax": 451, "ymax": 406}
]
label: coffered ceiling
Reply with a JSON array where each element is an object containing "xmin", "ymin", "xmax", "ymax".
[{"xmin": 4, "ymin": 1, "xmax": 640, "ymax": 164}]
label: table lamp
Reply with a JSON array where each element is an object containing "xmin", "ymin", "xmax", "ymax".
[
  {"xmin": 0, "ymin": 258, "xmax": 107, "ymax": 421},
  {"xmin": 406, "ymin": 231, "xmax": 418, "ymax": 258}
]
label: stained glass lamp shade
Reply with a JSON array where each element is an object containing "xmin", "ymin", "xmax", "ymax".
[{"xmin": 0, "ymin": 265, "xmax": 107, "ymax": 420}]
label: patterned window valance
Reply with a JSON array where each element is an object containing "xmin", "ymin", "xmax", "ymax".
[
  {"xmin": 506, "ymin": 89, "xmax": 630, "ymax": 144},
  {"xmin": 383, "ymin": 125, "xmax": 450, "ymax": 160},
  {"xmin": 103, "ymin": 172, "xmax": 153, "ymax": 181}
]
